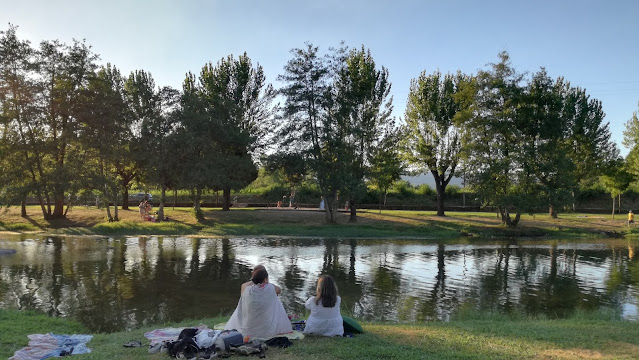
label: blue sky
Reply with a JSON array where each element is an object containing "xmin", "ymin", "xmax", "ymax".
[{"xmin": 3, "ymin": 0, "xmax": 638, "ymax": 155}]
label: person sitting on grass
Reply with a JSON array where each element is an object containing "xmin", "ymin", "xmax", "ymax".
[
  {"xmin": 629, "ymin": 210, "xmax": 634, "ymax": 227},
  {"xmin": 224, "ymin": 265, "xmax": 292, "ymax": 339},
  {"xmin": 303, "ymin": 274, "xmax": 344, "ymax": 337},
  {"xmin": 139, "ymin": 200, "xmax": 146, "ymax": 219}
]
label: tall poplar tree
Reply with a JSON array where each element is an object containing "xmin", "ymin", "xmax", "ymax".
[
  {"xmin": 457, "ymin": 52, "xmax": 531, "ymax": 227},
  {"xmin": 77, "ymin": 64, "xmax": 129, "ymax": 221},
  {"xmin": 331, "ymin": 47, "xmax": 393, "ymax": 222},
  {"xmin": 403, "ymin": 70, "xmax": 467, "ymax": 216},
  {"xmin": 197, "ymin": 53, "xmax": 273, "ymax": 210},
  {"xmin": 277, "ymin": 43, "xmax": 341, "ymax": 223},
  {"xmin": 0, "ymin": 25, "xmax": 42, "ymax": 216}
]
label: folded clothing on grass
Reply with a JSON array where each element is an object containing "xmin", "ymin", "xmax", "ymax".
[{"xmin": 10, "ymin": 333, "xmax": 92, "ymax": 360}]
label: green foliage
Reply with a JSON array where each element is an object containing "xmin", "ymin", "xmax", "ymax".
[
  {"xmin": 458, "ymin": 52, "xmax": 616, "ymax": 226},
  {"xmin": 263, "ymin": 152, "xmax": 307, "ymax": 189},
  {"xmin": 415, "ymin": 184, "xmax": 435, "ymax": 196},
  {"xmin": 179, "ymin": 53, "xmax": 274, "ymax": 210},
  {"xmin": 624, "ymin": 104, "xmax": 639, "ymax": 179},
  {"xmin": 445, "ymin": 184, "xmax": 462, "ymax": 196},
  {"xmin": 276, "ymin": 44, "xmax": 396, "ymax": 221},
  {"xmin": 600, "ymin": 160, "xmax": 633, "ymax": 199},
  {"xmin": 390, "ymin": 180, "xmax": 415, "ymax": 199}
]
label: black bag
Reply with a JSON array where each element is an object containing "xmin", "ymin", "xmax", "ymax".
[{"xmin": 167, "ymin": 328, "xmax": 200, "ymax": 357}]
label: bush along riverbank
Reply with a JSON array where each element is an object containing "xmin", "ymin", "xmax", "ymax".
[
  {"xmin": 2, "ymin": 309, "xmax": 638, "ymax": 359},
  {"xmin": 1, "ymin": 206, "xmax": 637, "ymax": 240}
]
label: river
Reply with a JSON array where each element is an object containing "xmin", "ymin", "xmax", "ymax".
[{"xmin": 1, "ymin": 235, "xmax": 637, "ymax": 332}]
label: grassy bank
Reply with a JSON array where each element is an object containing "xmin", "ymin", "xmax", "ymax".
[
  {"xmin": 0, "ymin": 205, "xmax": 635, "ymax": 239},
  {"xmin": 2, "ymin": 309, "xmax": 639, "ymax": 359}
]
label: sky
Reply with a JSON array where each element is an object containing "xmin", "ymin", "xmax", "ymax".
[{"xmin": 2, "ymin": 0, "xmax": 639, "ymax": 159}]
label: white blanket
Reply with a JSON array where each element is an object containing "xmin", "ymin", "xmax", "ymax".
[{"xmin": 224, "ymin": 283, "xmax": 292, "ymax": 339}]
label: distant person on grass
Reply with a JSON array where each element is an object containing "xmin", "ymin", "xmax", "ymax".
[
  {"xmin": 289, "ymin": 190, "xmax": 295, "ymax": 208},
  {"xmin": 629, "ymin": 210, "xmax": 634, "ymax": 227},
  {"xmin": 225, "ymin": 265, "xmax": 292, "ymax": 339},
  {"xmin": 139, "ymin": 200, "xmax": 146, "ymax": 219},
  {"xmin": 303, "ymin": 275, "xmax": 344, "ymax": 337}
]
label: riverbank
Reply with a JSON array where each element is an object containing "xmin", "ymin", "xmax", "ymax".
[
  {"xmin": 2, "ymin": 309, "xmax": 638, "ymax": 359},
  {"xmin": 0, "ymin": 206, "xmax": 636, "ymax": 239}
]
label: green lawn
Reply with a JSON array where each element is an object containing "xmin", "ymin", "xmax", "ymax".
[
  {"xmin": 0, "ymin": 206, "xmax": 636, "ymax": 240},
  {"xmin": 2, "ymin": 309, "xmax": 638, "ymax": 359}
]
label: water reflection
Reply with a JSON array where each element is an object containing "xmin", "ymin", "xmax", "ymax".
[{"xmin": 1, "ymin": 235, "xmax": 638, "ymax": 332}]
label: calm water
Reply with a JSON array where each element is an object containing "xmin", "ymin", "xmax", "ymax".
[{"xmin": 1, "ymin": 235, "xmax": 638, "ymax": 332}]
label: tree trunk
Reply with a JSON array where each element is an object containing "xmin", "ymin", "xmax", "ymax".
[
  {"xmin": 436, "ymin": 189, "xmax": 445, "ymax": 216},
  {"xmin": 52, "ymin": 192, "xmax": 65, "ymax": 218},
  {"xmin": 349, "ymin": 198, "xmax": 357, "ymax": 223},
  {"xmin": 612, "ymin": 197, "xmax": 615, "ymax": 219},
  {"xmin": 619, "ymin": 194, "xmax": 622, "ymax": 214},
  {"xmin": 21, "ymin": 198, "xmax": 27, "ymax": 217},
  {"xmin": 323, "ymin": 191, "xmax": 337, "ymax": 224},
  {"xmin": 158, "ymin": 185, "xmax": 166, "ymax": 221},
  {"xmin": 193, "ymin": 188, "xmax": 203, "ymax": 221},
  {"xmin": 549, "ymin": 206, "xmax": 557, "ymax": 218},
  {"xmin": 378, "ymin": 190, "xmax": 383, "ymax": 214},
  {"xmin": 222, "ymin": 187, "xmax": 231, "ymax": 211},
  {"xmin": 122, "ymin": 186, "xmax": 130, "ymax": 210},
  {"xmin": 498, "ymin": 207, "xmax": 521, "ymax": 227},
  {"xmin": 173, "ymin": 189, "xmax": 177, "ymax": 210},
  {"xmin": 384, "ymin": 190, "xmax": 388, "ymax": 208},
  {"xmin": 113, "ymin": 194, "xmax": 119, "ymax": 222},
  {"xmin": 432, "ymin": 171, "xmax": 447, "ymax": 217},
  {"xmin": 104, "ymin": 196, "xmax": 113, "ymax": 222},
  {"xmin": 36, "ymin": 192, "xmax": 49, "ymax": 220}
]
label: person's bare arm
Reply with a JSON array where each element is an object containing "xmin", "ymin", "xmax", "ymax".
[{"xmin": 240, "ymin": 281, "xmax": 252, "ymax": 295}]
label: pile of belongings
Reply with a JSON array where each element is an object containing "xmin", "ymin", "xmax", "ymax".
[
  {"xmin": 10, "ymin": 333, "xmax": 92, "ymax": 360},
  {"xmin": 145, "ymin": 327, "xmax": 267, "ymax": 359}
]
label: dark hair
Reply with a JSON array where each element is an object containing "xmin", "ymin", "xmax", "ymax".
[
  {"xmin": 315, "ymin": 275, "xmax": 338, "ymax": 308},
  {"xmin": 251, "ymin": 268, "xmax": 268, "ymax": 284}
]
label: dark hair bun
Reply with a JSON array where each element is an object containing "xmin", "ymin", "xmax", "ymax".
[{"xmin": 251, "ymin": 269, "xmax": 268, "ymax": 284}]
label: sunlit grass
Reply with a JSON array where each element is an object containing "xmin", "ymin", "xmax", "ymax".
[{"xmin": 0, "ymin": 206, "xmax": 634, "ymax": 239}]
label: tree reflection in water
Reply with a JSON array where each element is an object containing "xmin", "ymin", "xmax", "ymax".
[{"xmin": 1, "ymin": 235, "xmax": 638, "ymax": 332}]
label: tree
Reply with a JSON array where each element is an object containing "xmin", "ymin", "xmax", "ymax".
[
  {"xmin": 137, "ymin": 84, "xmax": 181, "ymax": 222},
  {"xmin": 600, "ymin": 159, "xmax": 633, "ymax": 219},
  {"xmin": 277, "ymin": 43, "xmax": 339, "ymax": 223},
  {"xmin": 457, "ymin": 52, "xmax": 533, "ymax": 227},
  {"xmin": 519, "ymin": 70, "xmax": 574, "ymax": 218},
  {"xmin": 0, "ymin": 25, "xmax": 41, "ymax": 217},
  {"xmin": 196, "ymin": 53, "xmax": 273, "ymax": 211},
  {"xmin": 402, "ymin": 70, "xmax": 466, "ymax": 216},
  {"xmin": 623, "ymin": 103, "xmax": 639, "ymax": 177},
  {"xmin": 39, "ymin": 38, "xmax": 99, "ymax": 218},
  {"xmin": 179, "ymin": 53, "xmax": 273, "ymax": 218},
  {"xmin": 562, "ymin": 81, "xmax": 618, "ymax": 208},
  {"xmin": 179, "ymin": 73, "xmax": 215, "ymax": 219},
  {"xmin": 333, "ymin": 46, "xmax": 394, "ymax": 222},
  {"xmin": 76, "ymin": 64, "xmax": 130, "ymax": 221},
  {"xmin": 369, "ymin": 125, "xmax": 404, "ymax": 213},
  {"xmin": 277, "ymin": 43, "xmax": 394, "ymax": 223},
  {"xmin": 263, "ymin": 152, "xmax": 307, "ymax": 192},
  {"xmin": 459, "ymin": 52, "xmax": 616, "ymax": 226}
]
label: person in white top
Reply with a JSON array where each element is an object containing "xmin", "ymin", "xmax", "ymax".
[
  {"xmin": 225, "ymin": 265, "xmax": 292, "ymax": 339},
  {"xmin": 303, "ymin": 275, "xmax": 344, "ymax": 337}
]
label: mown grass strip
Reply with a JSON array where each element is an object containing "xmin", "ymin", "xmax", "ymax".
[{"xmin": 2, "ymin": 309, "xmax": 638, "ymax": 360}]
